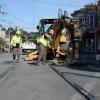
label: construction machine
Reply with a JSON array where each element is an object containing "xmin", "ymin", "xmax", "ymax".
[{"xmin": 25, "ymin": 9, "xmax": 81, "ymax": 61}]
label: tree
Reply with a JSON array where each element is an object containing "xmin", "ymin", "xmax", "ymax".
[
  {"xmin": 0, "ymin": 37, "xmax": 5, "ymax": 51},
  {"xmin": 19, "ymin": 29, "xmax": 28, "ymax": 43}
]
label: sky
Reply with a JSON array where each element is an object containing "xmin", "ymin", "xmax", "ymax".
[{"xmin": 0, "ymin": 0, "xmax": 96, "ymax": 32}]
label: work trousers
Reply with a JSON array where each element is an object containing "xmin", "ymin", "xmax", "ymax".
[
  {"xmin": 13, "ymin": 47, "xmax": 21, "ymax": 62},
  {"xmin": 38, "ymin": 43, "xmax": 46, "ymax": 64}
]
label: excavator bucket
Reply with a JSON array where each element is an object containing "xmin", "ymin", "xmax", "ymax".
[{"xmin": 24, "ymin": 51, "xmax": 38, "ymax": 61}]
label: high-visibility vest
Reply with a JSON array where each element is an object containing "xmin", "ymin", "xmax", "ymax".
[
  {"xmin": 11, "ymin": 35, "xmax": 22, "ymax": 48},
  {"xmin": 39, "ymin": 35, "xmax": 50, "ymax": 47}
]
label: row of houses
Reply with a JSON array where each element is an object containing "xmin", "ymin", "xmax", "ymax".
[
  {"xmin": 0, "ymin": 28, "xmax": 12, "ymax": 52},
  {"xmin": 71, "ymin": 1, "xmax": 100, "ymax": 61}
]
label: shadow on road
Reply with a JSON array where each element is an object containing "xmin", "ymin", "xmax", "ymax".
[
  {"xmin": 1, "ymin": 60, "xmax": 13, "ymax": 65},
  {"xmin": 64, "ymin": 62, "xmax": 100, "ymax": 72},
  {"xmin": 27, "ymin": 61, "xmax": 37, "ymax": 66},
  {"xmin": 50, "ymin": 61, "xmax": 100, "ymax": 72}
]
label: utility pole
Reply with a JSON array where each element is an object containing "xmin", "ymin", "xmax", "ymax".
[
  {"xmin": 9, "ymin": 22, "xmax": 12, "ymax": 41},
  {"xmin": 8, "ymin": 21, "xmax": 13, "ymax": 53},
  {"xmin": 0, "ymin": 4, "xmax": 6, "ymax": 29}
]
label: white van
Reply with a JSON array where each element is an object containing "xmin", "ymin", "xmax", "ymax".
[{"xmin": 22, "ymin": 41, "xmax": 36, "ymax": 54}]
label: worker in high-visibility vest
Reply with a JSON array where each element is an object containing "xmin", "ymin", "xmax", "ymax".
[
  {"xmin": 37, "ymin": 29, "xmax": 54, "ymax": 65},
  {"xmin": 10, "ymin": 30, "xmax": 22, "ymax": 63}
]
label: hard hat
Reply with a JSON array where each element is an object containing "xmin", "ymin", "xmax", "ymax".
[
  {"xmin": 49, "ymin": 29, "xmax": 54, "ymax": 35},
  {"xmin": 16, "ymin": 31, "xmax": 21, "ymax": 35}
]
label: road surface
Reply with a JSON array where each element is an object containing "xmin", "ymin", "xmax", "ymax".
[{"xmin": 0, "ymin": 53, "xmax": 100, "ymax": 100}]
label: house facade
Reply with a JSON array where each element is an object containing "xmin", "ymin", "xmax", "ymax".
[
  {"xmin": 96, "ymin": 0, "xmax": 100, "ymax": 60},
  {"xmin": 71, "ymin": 3, "xmax": 100, "ymax": 61},
  {"xmin": 0, "ymin": 30, "xmax": 6, "ymax": 51}
]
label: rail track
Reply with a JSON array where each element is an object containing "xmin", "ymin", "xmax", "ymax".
[{"xmin": 48, "ymin": 61, "xmax": 98, "ymax": 100}]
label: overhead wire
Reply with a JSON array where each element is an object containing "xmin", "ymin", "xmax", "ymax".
[
  {"xmin": 34, "ymin": 0, "xmax": 85, "ymax": 7},
  {"xmin": 6, "ymin": 12, "xmax": 37, "ymax": 28},
  {"xmin": 1, "ymin": 6, "xmax": 35, "ymax": 27},
  {"xmin": 0, "ymin": 23, "xmax": 10, "ymax": 28},
  {"xmin": 0, "ymin": 17, "xmax": 36, "ymax": 30},
  {"xmin": 0, "ymin": 7, "xmax": 36, "ymax": 31},
  {"xmin": 8, "ymin": 13, "xmax": 34, "ymax": 26},
  {"xmin": 6, "ymin": 0, "xmax": 94, "ymax": 22},
  {"xmin": 1, "ymin": 0, "xmax": 95, "ymax": 31},
  {"xmin": 14, "ymin": 0, "xmax": 91, "ymax": 8}
]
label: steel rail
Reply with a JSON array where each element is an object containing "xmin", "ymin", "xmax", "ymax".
[
  {"xmin": 86, "ymin": 65, "xmax": 100, "ymax": 72},
  {"xmin": 50, "ymin": 62, "xmax": 100, "ymax": 78},
  {"xmin": 61, "ymin": 71, "xmax": 100, "ymax": 79},
  {"xmin": 49, "ymin": 65, "xmax": 96, "ymax": 100}
]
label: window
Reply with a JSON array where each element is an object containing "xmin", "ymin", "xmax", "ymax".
[
  {"xmin": 79, "ymin": 17, "xmax": 82, "ymax": 24},
  {"xmin": 84, "ymin": 16, "xmax": 89, "ymax": 27},
  {"xmin": 90, "ymin": 15, "xmax": 94, "ymax": 27}
]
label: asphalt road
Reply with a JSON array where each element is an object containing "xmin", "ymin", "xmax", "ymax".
[{"xmin": 0, "ymin": 53, "xmax": 100, "ymax": 100}]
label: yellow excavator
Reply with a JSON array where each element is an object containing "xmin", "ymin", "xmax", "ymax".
[{"xmin": 25, "ymin": 10, "xmax": 81, "ymax": 61}]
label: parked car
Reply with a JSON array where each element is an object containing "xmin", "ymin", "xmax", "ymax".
[{"xmin": 22, "ymin": 41, "xmax": 36, "ymax": 54}]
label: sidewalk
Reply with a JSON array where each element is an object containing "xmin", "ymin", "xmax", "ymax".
[{"xmin": 0, "ymin": 53, "xmax": 13, "ymax": 80}]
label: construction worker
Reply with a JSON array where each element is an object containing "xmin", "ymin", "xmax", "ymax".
[
  {"xmin": 37, "ymin": 29, "xmax": 54, "ymax": 65},
  {"xmin": 10, "ymin": 30, "xmax": 22, "ymax": 63}
]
